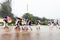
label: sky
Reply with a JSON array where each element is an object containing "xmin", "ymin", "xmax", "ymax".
[{"xmin": 0, "ymin": 0, "xmax": 60, "ymax": 19}]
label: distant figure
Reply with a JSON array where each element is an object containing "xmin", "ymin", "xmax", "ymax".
[
  {"xmin": 3, "ymin": 16, "xmax": 8, "ymax": 28},
  {"xmin": 57, "ymin": 20, "xmax": 60, "ymax": 29},
  {"xmin": 49, "ymin": 20, "xmax": 54, "ymax": 30},
  {"xmin": 36, "ymin": 20, "xmax": 40, "ymax": 30},
  {"xmin": 57, "ymin": 20, "xmax": 60, "ymax": 26},
  {"xmin": 24, "ymin": 19, "xmax": 29, "ymax": 25},
  {"xmin": 3, "ymin": 16, "xmax": 10, "ymax": 32},
  {"xmin": 28, "ymin": 20, "xmax": 32, "ymax": 31},
  {"xmin": 54, "ymin": 19, "xmax": 59, "ymax": 28},
  {"xmin": 15, "ymin": 17, "xmax": 21, "ymax": 31},
  {"xmin": 22, "ymin": 19, "xmax": 29, "ymax": 31}
]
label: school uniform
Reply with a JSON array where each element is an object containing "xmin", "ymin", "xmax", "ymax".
[
  {"xmin": 49, "ymin": 21, "xmax": 54, "ymax": 28},
  {"xmin": 3, "ymin": 18, "xmax": 8, "ymax": 28},
  {"xmin": 22, "ymin": 19, "xmax": 29, "ymax": 30},
  {"xmin": 15, "ymin": 19, "xmax": 20, "ymax": 27},
  {"xmin": 36, "ymin": 20, "xmax": 40, "ymax": 30}
]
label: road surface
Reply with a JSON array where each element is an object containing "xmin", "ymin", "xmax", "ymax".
[{"xmin": 0, "ymin": 25, "xmax": 60, "ymax": 40}]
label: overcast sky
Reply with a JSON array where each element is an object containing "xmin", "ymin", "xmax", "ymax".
[{"xmin": 0, "ymin": 0, "xmax": 60, "ymax": 19}]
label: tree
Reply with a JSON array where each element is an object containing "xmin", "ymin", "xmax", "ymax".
[
  {"xmin": 22, "ymin": 13, "xmax": 50, "ymax": 25},
  {"xmin": 22, "ymin": 13, "xmax": 41, "ymax": 24},
  {"xmin": 0, "ymin": 0, "xmax": 14, "ymax": 18},
  {"xmin": 22, "ymin": 13, "xmax": 33, "ymax": 20}
]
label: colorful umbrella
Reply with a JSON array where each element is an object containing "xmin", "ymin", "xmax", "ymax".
[{"xmin": 7, "ymin": 16, "xmax": 12, "ymax": 23}]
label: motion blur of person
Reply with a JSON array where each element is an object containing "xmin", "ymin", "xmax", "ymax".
[
  {"xmin": 36, "ymin": 20, "xmax": 40, "ymax": 30},
  {"xmin": 53, "ymin": 19, "xmax": 59, "ymax": 28},
  {"xmin": 3, "ymin": 16, "xmax": 8, "ymax": 29},
  {"xmin": 56, "ymin": 19, "xmax": 60, "ymax": 29},
  {"xmin": 15, "ymin": 17, "xmax": 21, "ymax": 31},
  {"xmin": 57, "ymin": 20, "xmax": 60, "ymax": 26},
  {"xmin": 49, "ymin": 20, "xmax": 54, "ymax": 30},
  {"xmin": 22, "ymin": 19, "xmax": 29, "ymax": 31},
  {"xmin": 28, "ymin": 20, "xmax": 32, "ymax": 31}
]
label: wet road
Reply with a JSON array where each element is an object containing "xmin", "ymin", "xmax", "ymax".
[{"xmin": 0, "ymin": 26, "xmax": 60, "ymax": 40}]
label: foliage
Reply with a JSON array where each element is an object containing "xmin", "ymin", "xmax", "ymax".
[
  {"xmin": 22, "ymin": 13, "xmax": 49, "ymax": 25},
  {"xmin": 22, "ymin": 13, "xmax": 33, "ymax": 20},
  {"xmin": 0, "ymin": 0, "xmax": 14, "ymax": 18}
]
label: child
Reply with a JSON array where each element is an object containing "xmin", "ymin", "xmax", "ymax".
[
  {"xmin": 3, "ymin": 16, "xmax": 10, "ymax": 32},
  {"xmin": 3, "ymin": 16, "xmax": 8, "ymax": 28},
  {"xmin": 22, "ymin": 19, "xmax": 29, "ymax": 31},
  {"xmin": 57, "ymin": 20, "xmax": 60, "ymax": 29},
  {"xmin": 49, "ymin": 20, "xmax": 54, "ymax": 30},
  {"xmin": 36, "ymin": 20, "xmax": 40, "ymax": 30},
  {"xmin": 15, "ymin": 17, "xmax": 21, "ymax": 31},
  {"xmin": 28, "ymin": 20, "xmax": 32, "ymax": 31}
]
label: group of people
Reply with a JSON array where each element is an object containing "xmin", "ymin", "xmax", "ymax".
[
  {"xmin": 3, "ymin": 16, "xmax": 41, "ymax": 31},
  {"xmin": 3, "ymin": 16, "xmax": 60, "ymax": 31},
  {"xmin": 49, "ymin": 19, "xmax": 60, "ymax": 29},
  {"xmin": 3, "ymin": 16, "xmax": 60, "ymax": 32}
]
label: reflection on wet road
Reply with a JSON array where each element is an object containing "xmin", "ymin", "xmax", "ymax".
[
  {"xmin": 0, "ymin": 26, "xmax": 60, "ymax": 40},
  {"xmin": 0, "ymin": 31, "xmax": 60, "ymax": 40},
  {"xmin": 0, "ymin": 31, "xmax": 40, "ymax": 40}
]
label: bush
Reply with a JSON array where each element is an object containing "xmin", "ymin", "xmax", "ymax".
[{"xmin": 0, "ymin": 22, "xmax": 4, "ymax": 26}]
